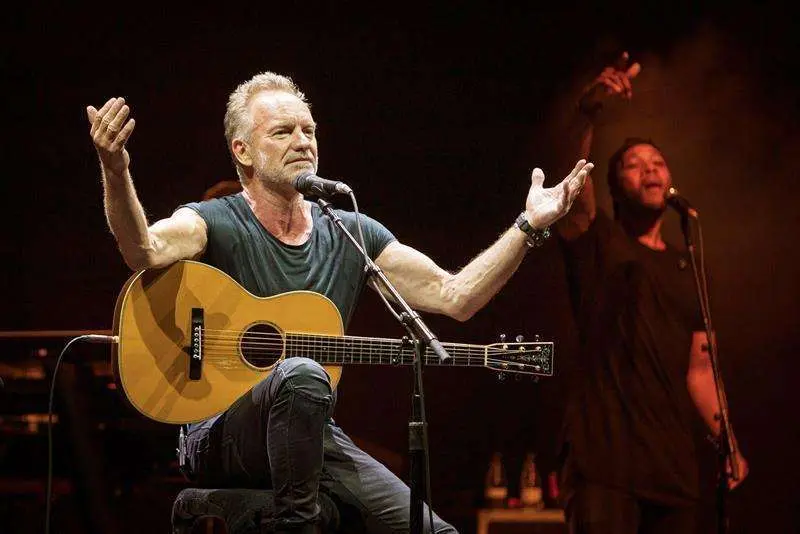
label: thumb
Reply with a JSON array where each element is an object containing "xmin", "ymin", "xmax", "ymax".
[{"xmin": 530, "ymin": 168, "xmax": 545, "ymax": 188}]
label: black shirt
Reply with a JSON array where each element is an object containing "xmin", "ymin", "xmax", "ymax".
[
  {"xmin": 182, "ymin": 193, "xmax": 396, "ymax": 328},
  {"xmin": 561, "ymin": 210, "xmax": 705, "ymax": 504}
]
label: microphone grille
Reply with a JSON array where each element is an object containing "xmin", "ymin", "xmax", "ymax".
[
  {"xmin": 665, "ymin": 186, "xmax": 680, "ymax": 200},
  {"xmin": 293, "ymin": 171, "xmax": 315, "ymax": 188}
]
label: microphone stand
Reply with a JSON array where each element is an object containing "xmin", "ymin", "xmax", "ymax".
[
  {"xmin": 316, "ymin": 198, "xmax": 451, "ymax": 534},
  {"xmin": 678, "ymin": 212, "xmax": 737, "ymax": 534}
]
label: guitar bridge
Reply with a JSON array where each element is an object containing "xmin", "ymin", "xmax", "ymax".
[{"xmin": 187, "ymin": 307, "xmax": 204, "ymax": 380}]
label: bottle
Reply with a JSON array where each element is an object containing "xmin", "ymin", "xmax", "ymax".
[
  {"xmin": 484, "ymin": 452, "xmax": 508, "ymax": 508},
  {"xmin": 547, "ymin": 470, "xmax": 560, "ymax": 507},
  {"xmin": 519, "ymin": 452, "xmax": 544, "ymax": 510}
]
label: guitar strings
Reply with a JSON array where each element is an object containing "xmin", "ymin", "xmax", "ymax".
[
  {"xmin": 176, "ymin": 328, "xmax": 551, "ymax": 371},
  {"xmin": 202, "ymin": 328, "xmax": 548, "ymax": 347},
  {"xmin": 201, "ymin": 330, "xmax": 548, "ymax": 351},
  {"xmin": 199, "ymin": 347, "xmax": 549, "ymax": 371},
  {"xmin": 194, "ymin": 357, "xmax": 548, "ymax": 373}
]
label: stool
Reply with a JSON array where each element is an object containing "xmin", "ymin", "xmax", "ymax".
[{"xmin": 172, "ymin": 488, "xmax": 340, "ymax": 534}]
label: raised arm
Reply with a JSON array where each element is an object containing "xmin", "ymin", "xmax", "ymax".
[
  {"xmin": 87, "ymin": 97, "xmax": 207, "ymax": 270},
  {"xmin": 557, "ymin": 53, "xmax": 641, "ymax": 241},
  {"xmin": 374, "ymin": 160, "xmax": 593, "ymax": 321}
]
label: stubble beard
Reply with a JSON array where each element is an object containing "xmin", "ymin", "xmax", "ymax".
[{"xmin": 252, "ymin": 151, "xmax": 291, "ymax": 189}]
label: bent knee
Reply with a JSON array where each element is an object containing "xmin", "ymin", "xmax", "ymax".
[{"xmin": 279, "ymin": 357, "xmax": 333, "ymax": 396}]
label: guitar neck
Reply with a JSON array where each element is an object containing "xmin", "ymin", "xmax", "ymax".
[{"xmin": 285, "ymin": 333, "xmax": 487, "ymax": 368}]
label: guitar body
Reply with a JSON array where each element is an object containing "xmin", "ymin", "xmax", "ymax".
[{"xmin": 112, "ymin": 260, "xmax": 344, "ymax": 424}]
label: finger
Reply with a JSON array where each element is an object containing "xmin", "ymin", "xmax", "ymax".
[
  {"xmin": 598, "ymin": 73, "xmax": 625, "ymax": 95},
  {"xmin": 606, "ymin": 72, "xmax": 629, "ymax": 94},
  {"xmin": 104, "ymin": 98, "xmax": 126, "ymax": 127},
  {"xmin": 95, "ymin": 97, "xmax": 116, "ymax": 119},
  {"xmin": 619, "ymin": 75, "xmax": 633, "ymax": 99},
  {"xmin": 99, "ymin": 98, "xmax": 126, "ymax": 133},
  {"xmin": 110, "ymin": 118, "xmax": 136, "ymax": 151},
  {"xmin": 108, "ymin": 104, "xmax": 131, "ymax": 135},
  {"xmin": 568, "ymin": 159, "xmax": 587, "ymax": 179},
  {"xmin": 87, "ymin": 105, "xmax": 97, "ymax": 123},
  {"xmin": 568, "ymin": 166, "xmax": 591, "ymax": 199},
  {"xmin": 574, "ymin": 162, "xmax": 594, "ymax": 185},
  {"xmin": 91, "ymin": 97, "xmax": 119, "ymax": 136},
  {"xmin": 626, "ymin": 62, "xmax": 642, "ymax": 80},
  {"xmin": 530, "ymin": 167, "xmax": 545, "ymax": 188}
]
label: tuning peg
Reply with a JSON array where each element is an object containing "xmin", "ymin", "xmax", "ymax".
[
  {"xmin": 497, "ymin": 372, "xmax": 507, "ymax": 382},
  {"xmin": 515, "ymin": 334, "xmax": 524, "ymax": 342},
  {"xmin": 499, "ymin": 333, "xmax": 506, "ymax": 342},
  {"xmin": 534, "ymin": 334, "xmax": 541, "ymax": 342}
]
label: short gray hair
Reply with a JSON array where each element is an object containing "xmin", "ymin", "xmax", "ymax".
[{"xmin": 224, "ymin": 72, "xmax": 308, "ymax": 180}]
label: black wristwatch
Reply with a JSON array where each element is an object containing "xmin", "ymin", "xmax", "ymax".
[{"xmin": 514, "ymin": 212, "xmax": 551, "ymax": 248}]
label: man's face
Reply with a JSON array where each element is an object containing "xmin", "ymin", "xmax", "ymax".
[
  {"xmin": 246, "ymin": 90, "xmax": 318, "ymax": 186},
  {"xmin": 615, "ymin": 143, "xmax": 672, "ymax": 211}
]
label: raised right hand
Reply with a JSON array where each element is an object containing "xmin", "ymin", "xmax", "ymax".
[
  {"xmin": 578, "ymin": 52, "xmax": 642, "ymax": 116},
  {"xmin": 87, "ymin": 97, "xmax": 136, "ymax": 176}
]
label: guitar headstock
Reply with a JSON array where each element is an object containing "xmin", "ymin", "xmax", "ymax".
[{"xmin": 484, "ymin": 334, "xmax": 553, "ymax": 377}]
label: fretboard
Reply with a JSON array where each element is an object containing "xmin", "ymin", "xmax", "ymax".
[{"xmin": 284, "ymin": 333, "xmax": 553, "ymax": 374}]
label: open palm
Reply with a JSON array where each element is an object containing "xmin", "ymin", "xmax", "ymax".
[{"xmin": 525, "ymin": 159, "xmax": 593, "ymax": 228}]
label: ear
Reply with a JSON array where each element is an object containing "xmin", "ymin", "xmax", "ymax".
[{"xmin": 232, "ymin": 139, "xmax": 253, "ymax": 168}]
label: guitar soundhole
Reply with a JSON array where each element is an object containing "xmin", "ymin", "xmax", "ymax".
[{"xmin": 241, "ymin": 323, "xmax": 284, "ymax": 369}]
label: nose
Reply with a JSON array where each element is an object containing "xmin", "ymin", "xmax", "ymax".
[
  {"xmin": 291, "ymin": 128, "xmax": 313, "ymax": 149},
  {"xmin": 642, "ymin": 161, "xmax": 657, "ymax": 175}
]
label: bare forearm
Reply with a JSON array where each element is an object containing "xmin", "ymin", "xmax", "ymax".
[
  {"xmin": 442, "ymin": 226, "xmax": 529, "ymax": 321},
  {"xmin": 102, "ymin": 167, "xmax": 155, "ymax": 269},
  {"xmin": 687, "ymin": 366, "xmax": 723, "ymax": 436}
]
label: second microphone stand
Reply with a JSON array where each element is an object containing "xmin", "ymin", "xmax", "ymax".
[
  {"xmin": 317, "ymin": 198, "xmax": 451, "ymax": 534},
  {"xmin": 677, "ymin": 212, "xmax": 738, "ymax": 534}
]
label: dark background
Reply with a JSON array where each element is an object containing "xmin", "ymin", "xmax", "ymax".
[{"xmin": 2, "ymin": 2, "xmax": 798, "ymax": 533}]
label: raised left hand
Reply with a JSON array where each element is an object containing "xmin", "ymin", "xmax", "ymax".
[{"xmin": 524, "ymin": 159, "xmax": 594, "ymax": 228}]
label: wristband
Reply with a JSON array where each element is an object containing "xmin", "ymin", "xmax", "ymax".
[{"xmin": 514, "ymin": 212, "xmax": 551, "ymax": 248}]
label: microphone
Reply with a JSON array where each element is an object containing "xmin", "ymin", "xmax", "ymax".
[
  {"xmin": 665, "ymin": 187, "xmax": 699, "ymax": 219},
  {"xmin": 293, "ymin": 172, "xmax": 352, "ymax": 197}
]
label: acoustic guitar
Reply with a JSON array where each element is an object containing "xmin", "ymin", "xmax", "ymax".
[{"xmin": 112, "ymin": 260, "xmax": 553, "ymax": 424}]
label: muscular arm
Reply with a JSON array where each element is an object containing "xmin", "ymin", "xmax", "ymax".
[
  {"xmin": 89, "ymin": 97, "xmax": 207, "ymax": 270},
  {"xmin": 105, "ymin": 179, "xmax": 207, "ymax": 269},
  {"xmin": 374, "ymin": 227, "xmax": 531, "ymax": 322},
  {"xmin": 373, "ymin": 160, "xmax": 592, "ymax": 321}
]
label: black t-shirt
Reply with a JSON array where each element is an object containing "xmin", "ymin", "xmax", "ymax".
[
  {"xmin": 560, "ymin": 210, "xmax": 706, "ymax": 505},
  {"xmin": 181, "ymin": 193, "xmax": 396, "ymax": 329}
]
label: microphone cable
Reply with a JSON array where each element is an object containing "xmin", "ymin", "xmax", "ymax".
[{"xmin": 45, "ymin": 334, "xmax": 118, "ymax": 534}]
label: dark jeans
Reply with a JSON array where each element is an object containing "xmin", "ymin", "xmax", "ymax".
[
  {"xmin": 185, "ymin": 357, "xmax": 456, "ymax": 534},
  {"xmin": 564, "ymin": 481, "xmax": 698, "ymax": 534}
]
